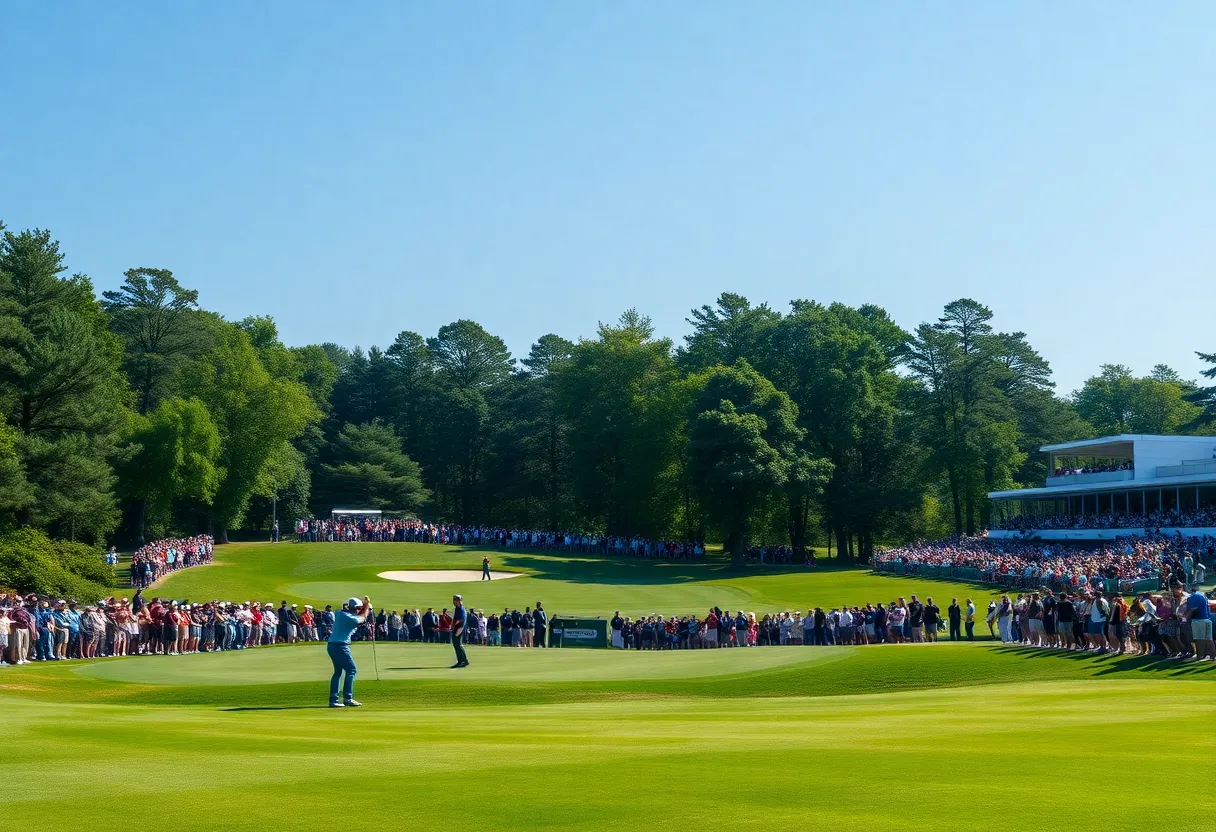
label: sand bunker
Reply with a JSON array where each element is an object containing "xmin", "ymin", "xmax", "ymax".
[{"xmin": 377, "ymin": 569, "xmax": 524, "ymax": 583}]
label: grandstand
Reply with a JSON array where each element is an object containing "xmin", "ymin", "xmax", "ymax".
[{"xmin": 988, "ymin": 434, "xmax": 1216, "ymax": 540}]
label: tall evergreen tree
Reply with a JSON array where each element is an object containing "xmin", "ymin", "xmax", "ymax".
[
  {"xmin": 907, "ymin": 300, "xmax": 1035, "ymax": 535},
  {"xmin": 1186, "ymin": 351, "xmax": 1216, "ymax": 429},
  {"xmin": 0, "ymin": 226, "xmax": 129, "ymax": 539},
  {"xmin": 423, "ymin": 321, "xmax": 513, "ymax": 522},
  {"xmin": 102, "ymin": 267, "xmax": 205, "ymax": 414},
  {"xmin": 491, "ymin": 334, "xmax": 575, "ymax": 529},
  {"xmin": 677, "ymin": 292, "xmax": 780, "ymax": 371},
  {"xmin": 313, "ymin": 421, "xmax": 428, "ymax": 513}
]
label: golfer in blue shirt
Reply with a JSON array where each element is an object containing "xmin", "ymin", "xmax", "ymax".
[{"xmin": 328, "ymin": 596, "xmax": 371, "ymax": 708}]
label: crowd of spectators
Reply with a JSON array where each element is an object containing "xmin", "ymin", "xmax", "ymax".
[
  {"xmin": 128, "ymin": 535, "xmax": 214, "ymax": 588},
  {"xmin": 0, "ymin": 587, "xmax": 558, "ymax": 664},
  {"xmin": 294, "ymin": 518, "xmax": 705, "ymax": 560},
  {"xmin": 1051, "ymin": 460, "xmax": 1134, "ymax": 478},
  {"xmin": 362, "ymin": 604, "xmax": 551, "ymax": 647},
  {"xmin": 874, "ymin": 533, "xmax": 1213, "ymax": 592},
  {"xmin": 6, "ymin": 582, "xmax": 1213, "ymax": 666},
  {"xmin": 0, "ymin": 590, "xmax": 341, "ymax": 664},
  {"xmin": 0, "ymin": 588, "xmax": 994, "ymax": 665},
  {"xmin": 744, "ymin": 545, "xmax": 813, "ymax": 565},
  {"xmin": 983, "ymin": 582, "xmax": 1215, "ymax": 661},
  {"xmin": 994, "ymin": 506, "xmax": 1216, "ymax": 531},
  {"xmin": 609, "ymin": 598, "xmax": 975, "ymax": 648}
]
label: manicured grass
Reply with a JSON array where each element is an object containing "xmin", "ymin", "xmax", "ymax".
[
  {"xmin": 71, "ymin": 640, "xmax": 850, "ymax": 686},
  {"xmin": 3, "ymin": 645, "xmax": 1214, "ymax": 830},
  {"xmin": 143, "ymin": 541, "xmax": 1005, "ymax": 617},
  {"xmin": 10, "ymin": 544, "xmax": 1216, "ymax": 830}
]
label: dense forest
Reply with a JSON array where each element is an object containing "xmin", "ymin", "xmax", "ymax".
[{"xmin": 3, "ymin": 222, "xmax": 1215, "ymax": 568}]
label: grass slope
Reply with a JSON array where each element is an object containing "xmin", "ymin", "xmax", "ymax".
[
  {"xmin": 2, "ymin": 645, "xmax": 1214, "ymax": 831},
  {"xmin": 144, "ymin": 541, "xmax": 1005, "ymax": 616},
  {"xmin": 12, "ymin": 545, "xmax": 1215, "ymax": 830}
]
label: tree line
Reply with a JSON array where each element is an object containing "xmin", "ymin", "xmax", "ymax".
[{"xmin": 2, "ymin": 222, "xmax": 1215, "ymax": 567}]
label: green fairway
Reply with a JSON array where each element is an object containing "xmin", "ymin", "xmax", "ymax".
[
  {"xmin": 13, "ymin": 543, "xmax": 1216, "ymax": 831},
  {"xmin": 72, "ymin": 641, "xmax": 850, "ymax": 685},
  {"xmin": 143, "ymin": 541, "xmax": 1006, "ymax": 616},
  {"xmin": 3, "ymin": 643, "xmax": 1214, "ymax": 831}
]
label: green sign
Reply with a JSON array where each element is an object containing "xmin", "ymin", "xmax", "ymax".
[{"xmin": 549, "ymin": 617, "xmax": 608, "ymax": 648}]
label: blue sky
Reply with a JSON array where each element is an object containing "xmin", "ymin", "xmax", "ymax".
[{"xmin": 4, "ymin": 2, "xmax": 1214, "ymax": 393}]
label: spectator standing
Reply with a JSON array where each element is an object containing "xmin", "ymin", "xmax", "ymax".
[
  {"xmin": 533, "ymin": 603, "xmax": 547, "ymax": 648},
  {"xmin": 923, "ymin": 598, "xmax": 940, "ymax": 642}
]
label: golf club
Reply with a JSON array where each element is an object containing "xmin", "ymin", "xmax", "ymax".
[{"xmin": 370, "ymin": 627, "xmax": 380, "ymax": 681}]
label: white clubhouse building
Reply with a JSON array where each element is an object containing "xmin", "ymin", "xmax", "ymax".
[{"xmin": 988, "ymin": 434, "xmax": 1216, "ymax": 541}]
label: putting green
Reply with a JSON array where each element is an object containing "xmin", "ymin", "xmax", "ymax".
[{"xmin": 72, "ymin": 642, "xmax": 850, "ymax": 685}]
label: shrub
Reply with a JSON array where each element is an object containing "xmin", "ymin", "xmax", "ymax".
[{"xmin": 0, "ymin": 527, "xmax": 113, "ymax": 602}]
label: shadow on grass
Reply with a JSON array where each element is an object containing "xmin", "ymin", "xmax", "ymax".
[
  {"xmin": 221, "ymin": 705, "xmax": 331, "ymax": 711},
  {"xmin": 486, "ymin": 551, "xmax": 835, "ymax": 587},
  {"xmin": 994, "ymin": 645, "xmax": 1216, "ymax": 677}
]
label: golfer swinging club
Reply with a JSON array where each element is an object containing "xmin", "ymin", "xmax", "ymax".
[
  {"xmin": 328, "ymin": 595, "xmax": 371, "ymax": 707},
  {"xmin": 451, "ymin": 594, "xmax": 469, "ymax": 668}
]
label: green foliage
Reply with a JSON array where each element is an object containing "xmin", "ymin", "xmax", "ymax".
[
  {"xmin": 0, "ymin": 526, "xmax": 111, "ymax": 600},
  {"xmin": 1073, "ymin": 363, "xmax": 1202, "ymax": 435},
  {"xmin": 314, "ymin": 422, "xmax": 428, "ymax": 512},
  {"xmin": 688, "ymin": 361, "xmax": 803, "ymax": 566},
  {"xmin": 905, "ymin": 299, "xmax": 1056, "ymax": 535},
  {"xmin": 180, "ymin": 321, "xmax": 318, "ymax": 539},
  {"xmin": 0, "ymin": 227, "xmax": 129, "ymax": 540},
  {"xmin": 121, "ymin": 396, "xmax": 221, "ymax": 540},
  {"xmin": 1187, "ymin": 351, "xmax": 1216, "ymax": 430},
  {"xmin": 243, "ymin": 441, "xmax": 311, "ymax": 533},
  {"xmin": 102, "ymin": 267, "xmax": 206, "ymax": 414},
  {"xmin": 678, "ymin": 292, "xmax": 780, "ymax": 372},
  {"xmin": 764, "ymin": 302, "xmax": 911, "ymax": 560},
  {"xmin": 486, "ymin": 335, "xmax": 576, "ymax": 529},
  {"xmin": 427, "ymin": 319, "xmax": 514, "ymax": 389},
  {"xmin": 555, "ymin": 311, "xmax": 684, "ymax": 536},
  {"xmin": 5, "ymin": 219, "xmax": 1216, "ymax": 558},
  {"xmin": 0, "ymin": 420, "xmax": 34, "ymax": 527}
]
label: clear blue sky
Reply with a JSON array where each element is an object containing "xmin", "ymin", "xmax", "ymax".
[{"xmin": 4, "ymin": 2, "xmax": 1214, "ymax": 393}]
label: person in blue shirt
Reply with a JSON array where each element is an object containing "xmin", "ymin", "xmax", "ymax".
[
  {"xmin": 51, "ymin": 603, "xmax": 72, "ymax": 660},
  {"xmin": 65, "ymin": 602, "xmax": 82, "ymax": 659},
  {"xmin": 317, "ymin": 605, "xmax": 334, "ymax": 641},
  {"xmin": 327, "ymin": 596, "xmax": 371, "ymax": 707},
  {"xmin": 451, "ymin": 594, "xmax": 469, "ymax": 668},
  {"xmin": 35, "ymin": 602, "xmax": 55, "ymax": 661},
  {"xmin": 1183, "ymin": 590, "xmax": 1214, "ymax": 661}
]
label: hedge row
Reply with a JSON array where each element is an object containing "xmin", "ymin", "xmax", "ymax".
[{"xmin": 0, "ymin": 527, "xmax": 114, "ymax": 602}]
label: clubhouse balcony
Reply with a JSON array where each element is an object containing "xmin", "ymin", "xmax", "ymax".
[{"xmin": 987, "ymin": 434, "xmax": 1216, "ymax": 540}]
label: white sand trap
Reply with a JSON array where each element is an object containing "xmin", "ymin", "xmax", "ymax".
[{"xmin": 377, "ymin": 569, "xmax": 524, "ymax": 583}]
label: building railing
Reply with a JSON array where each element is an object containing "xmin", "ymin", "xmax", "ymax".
[
  {"xmin": 1156, "ymin": 459, "xmax": 1216, "ymax": 478},
  {"xmin": 1044, "ymin": 469, "xmax": 1134, "ymax": 487}
]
